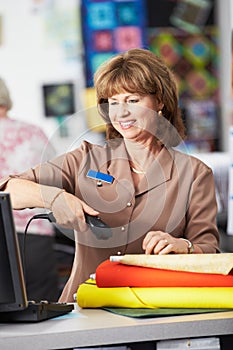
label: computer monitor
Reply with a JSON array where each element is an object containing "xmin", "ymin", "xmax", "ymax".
[
  {"xmin": 0, "ymin": 194, "xmax": 74, "ymax": 322},
  {"xmin": 0, "ymin": 192, "xmax": 28, "ymax": 312}
]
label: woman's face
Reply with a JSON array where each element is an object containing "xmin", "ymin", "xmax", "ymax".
[{"xmin": 108, "ymin": 91, "xmax": 162, "ymax": 143}]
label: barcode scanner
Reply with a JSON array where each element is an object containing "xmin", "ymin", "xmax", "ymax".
[
  {"xmin": 31, "ymin": 212, "xmax": 112, "ymax": 240},
  {"xmin": 84, "ymin": 214, "xmax": 112, "ymax": 240}
]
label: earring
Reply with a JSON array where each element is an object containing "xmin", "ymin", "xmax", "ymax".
[{"xmin": 158, "ymin": 110, "xmax": 163, "ymax": 117}]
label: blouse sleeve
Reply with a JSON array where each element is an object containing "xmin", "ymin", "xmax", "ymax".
[{"xmin": 185, "ymin": 161, "xmax": 220, "ymax": 253}]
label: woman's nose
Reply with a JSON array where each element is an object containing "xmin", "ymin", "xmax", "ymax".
[{"xmin": 116, "ymin": 102, "xmax": 129, "ymax": 118}]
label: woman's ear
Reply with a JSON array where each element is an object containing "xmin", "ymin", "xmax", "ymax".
[{"xmin": 158, "ymin": 102, "xmax": 164, "ymax": 111}]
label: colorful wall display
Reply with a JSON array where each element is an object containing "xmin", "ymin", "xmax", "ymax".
[
  {"xmin": 148, "ymin": 26, "xmax": 220, "ymax": 152},
  {"xmin": 148, "ymin": 26, "xmax": 219, "ymax": 101},
  {"xmin": 81, "ymin": 0, "xmax": 147, "ymax": 87}
]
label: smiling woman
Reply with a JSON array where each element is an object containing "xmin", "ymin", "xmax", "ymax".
[
  {"xmin": 94, "ymin": 48, "xmax": 186, "ymax": 147},
  {"xmin": 0, "ymin": 49, "xmax": 220, "ymax": 303},
  {"xmin": 107, "ymin": 92, "xmax": 164, "ymax": 175},
  {"xmin": 108, "ymin": 93, "xmax": 160, "ymax": 146}
]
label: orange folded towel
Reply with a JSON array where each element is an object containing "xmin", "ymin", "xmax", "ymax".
[{"xmin": 96, "ymin": 260, "xmax": 233, "ymax": 288}]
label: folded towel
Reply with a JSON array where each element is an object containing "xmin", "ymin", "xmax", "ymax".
[
  {"xmin": 77, "ymin": 280, "xmax": 233, "ymax": 309},
  {"xmin": 110, "ymin": 253, "xmax": 233, "ymax": 275},
  {"xmin": 96, "ymin": 260, "xmax": 233, "ymax": 288},
  {"xmin": 103, "ymin": 307, "xmax": 233, "ymax": 318}
]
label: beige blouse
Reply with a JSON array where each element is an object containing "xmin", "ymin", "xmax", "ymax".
[{"xmin": 0, "ymin": 139, "xmax": 220, "ymax": 302}]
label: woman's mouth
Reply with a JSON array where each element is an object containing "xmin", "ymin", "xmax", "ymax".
[{"xmin": 119, "ymin": 120, "xmax": 136, "ymax": 129}]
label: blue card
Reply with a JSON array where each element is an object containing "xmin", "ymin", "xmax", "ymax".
[{"xmin": 86, "ymin": 169, "xmax": 114, "ymax": 184}]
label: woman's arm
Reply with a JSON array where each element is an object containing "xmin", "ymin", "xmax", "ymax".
[
  {"xmin": 5, "ymin": 177, "xmax": 63, "ymax": 209},
  {"xmin": 184, "ymin": 163, "xmax": 220, "ymax": 253},
  {"xmin": 4, "ymin": 177, "xmax": 99, "ymax": 231},
  {"xmin": 142, "ymin": 160, "xmax": 220, "ymax": 255}
]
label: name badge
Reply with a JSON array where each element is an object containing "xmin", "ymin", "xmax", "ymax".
[{"xmin": 86, "ymin": 170, "xmax": 114, "ymax": 184}]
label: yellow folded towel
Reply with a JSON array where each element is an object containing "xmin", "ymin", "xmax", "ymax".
[{"xmin": 77, "ymin": 280, "xmax": 233, "ymax": 309}]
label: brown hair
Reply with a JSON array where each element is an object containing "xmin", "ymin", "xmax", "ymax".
[{"xmin": 94, "ymin": 48, "xmax": 186, "ymax": 147}]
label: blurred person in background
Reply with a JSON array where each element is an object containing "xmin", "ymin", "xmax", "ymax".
[{"xmin": 0, "ymin": 77, "xmax": 60, "ymax": 301}]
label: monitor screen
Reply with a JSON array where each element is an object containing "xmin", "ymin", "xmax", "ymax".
[
  {"xmin": 0, "ymin": 192, "xmax": 28, "ymax": 312},
  {"xmin": 42, "ymin": 82, "xmax": 76, "ymax": 117}
]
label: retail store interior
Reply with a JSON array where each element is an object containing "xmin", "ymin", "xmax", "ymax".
[{"xmin": 0, "ymin": 0, "xmax": 233, "ymax": 309}]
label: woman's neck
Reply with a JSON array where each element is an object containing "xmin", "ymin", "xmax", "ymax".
[{"xmin": 124, "ymin": 138, "xmax": 162, "ymax": 173}]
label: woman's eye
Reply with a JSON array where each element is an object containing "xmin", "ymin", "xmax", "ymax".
[
  {"xmin": 108, "ymin": 97, "xmax": 140, "ymax": 105},
  {"xmin": 128, "ymin": 99, "xmax": 139, "ymax": 104}
]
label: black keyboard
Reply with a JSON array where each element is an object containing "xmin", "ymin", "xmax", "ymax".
[{"xmin": 0, "ymin": 301, "xmax": 74, "ymax": 322}]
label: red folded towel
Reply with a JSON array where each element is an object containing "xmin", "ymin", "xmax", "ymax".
[{"xmin": 96, "ymin": 260, "xmax": 233, "ymax": 288}]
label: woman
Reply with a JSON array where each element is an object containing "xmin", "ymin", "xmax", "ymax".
[{"xmin": 0, "ymin": 49, "xmax": 219, "ymax": 302}]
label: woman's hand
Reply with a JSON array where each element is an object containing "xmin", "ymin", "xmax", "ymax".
[
  {"xmin": 49, "ymin": 190, "xmax": 99, "ymax": 232},
  {"xmin": 142, "ymin": 230, "xmax": 190, "ymax": 255}
]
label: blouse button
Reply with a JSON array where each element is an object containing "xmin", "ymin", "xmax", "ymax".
[
  {"xmin": 126, "ymin": 202, "xmax": 132, "ymax": 207},
  {"xmin": 121, "ymin": 226, "xmax": 125, "ymax": 231}
]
